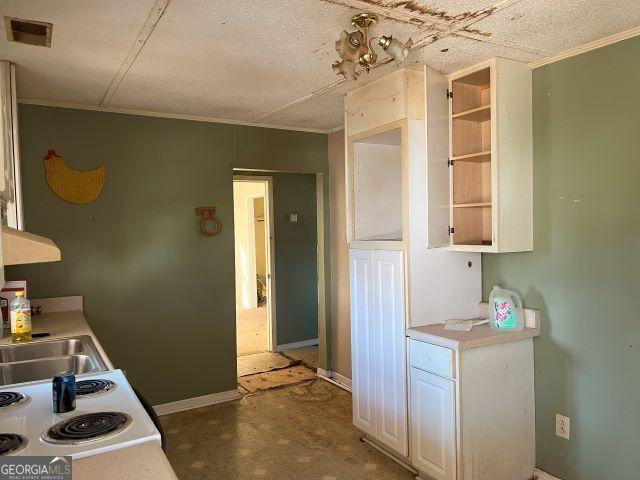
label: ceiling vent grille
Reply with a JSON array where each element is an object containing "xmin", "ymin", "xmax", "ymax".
[{"xmin": 4, "ymin": 17, "xmax": 52, "ymax": 47}]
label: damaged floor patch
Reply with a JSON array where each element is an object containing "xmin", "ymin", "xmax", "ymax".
[
  {"xmin": 237, "ymin": 352, "xmax": 294, "ymax": 377},
  {"xmin": 238, "ymin": 365, "xmax": 317, "ymax": 393}
]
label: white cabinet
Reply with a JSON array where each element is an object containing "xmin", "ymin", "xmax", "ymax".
[
  {"xmin": 0, "ymin": 60, "xmax": 22, "ymax": 230},
  {"xmin": 346, "ymin": 68, "xmax": 480, "ymax": 461},
  {"xmin": 425, "ymin": 59, "xmax": 533, "ymax": 252},
  {"xmin": 408, "ymin": 334, "xmax": 536, "ymax": 480},
  {"xmin": 350, "ymin": 248, "xmax": 408, "ymax": 457},
  {"xmin": 0, "ymin": 61, "xmax": 15, "ymax": 203},
  {"xmin": 410, "ymin": 367, "xmax": 456, "ymax": 480}
]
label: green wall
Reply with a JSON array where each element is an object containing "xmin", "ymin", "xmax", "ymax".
[
  {"xmin": 236, "ymin": 172, "xmax": 319, "ymax": 345},
  {"xmin": 267, "ymin": 173, "xmax": 318, "ymax": 345},
  {"xmin": 7, "ymin": 105, "xmax": 328, "ymax": 405},
  {"xmin": 483, "ymin": 37, "xmax": 640, "ymax": 480}
]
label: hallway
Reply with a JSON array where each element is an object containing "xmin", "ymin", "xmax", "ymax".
[{"xmin": 237, "ymin": 307, "xmax": 268, "ymax": 356}]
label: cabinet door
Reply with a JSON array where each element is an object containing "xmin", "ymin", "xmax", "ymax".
[
  {"xmin": 410, "ymin": 368, "xmax": 456, "ymax": 480},
  {"xmin": 0, "ymin": 61, "xmax": 12, "ymax": 201},
  {"xmin": 349, "ymin": 249, "xmax": 376, "ymax": 437},
  {"xmin": 424, "ymin": 66, "xmax": 451, "ymax": 248},
  {"xmin": 373, "ymin": 249, "xmax": 408, "ymax": 457},
  {"xmin": 6, "ymin": 64, "xmax": 21, "ymax": 230}
]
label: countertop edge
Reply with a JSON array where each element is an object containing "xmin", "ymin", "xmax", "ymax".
[{"xmin": 406, "ymin": 326, "xmax": 540, "ymax": 351}]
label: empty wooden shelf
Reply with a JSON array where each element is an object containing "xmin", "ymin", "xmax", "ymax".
[
  {"xmin": 451, "ymin": 150, "xmax": 491, "ymax": 162},
  {"xmin": 453, "ymin": 202, "xmax": 491, "ymax": 208},
  {"xmin": 452, "ymin": 104, "xmax": 491, "ymax": 122}
]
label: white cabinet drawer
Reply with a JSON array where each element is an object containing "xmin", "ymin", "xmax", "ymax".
[{"xmin": 409, "ymin": 339, "xmax": 455, "ymax": 379}]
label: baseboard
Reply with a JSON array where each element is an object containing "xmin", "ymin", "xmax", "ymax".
[
  {"xmin": 153, "ymin": 389, "xmax": 241, "ymax": 416},
  {"xmin": 330, "ymin": 371, "xmax": 352, "ymax": 390},
  {"xmin": 316, "ymin": 369, "xmax": 352, "ymax": 392},
  {"xmin": 534, "ymin": 468, "xmax": 563, "ymax": 480},
  {"xmin": 275, "ymin": 338, "xmax": 319, "ymax": 351}
]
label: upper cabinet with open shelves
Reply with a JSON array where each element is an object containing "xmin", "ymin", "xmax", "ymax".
[{"xmin": 427, "ymin": 58, "xmax": 533, "ymax": 253}]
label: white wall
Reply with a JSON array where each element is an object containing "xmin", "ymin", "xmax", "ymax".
[
  {"xmin": 233, "ymin": 181, "xmax": 266, "ymax": 308},
  {"xmin": 353, "ymin": 142, "xmax": 402, "ymax": 240}
]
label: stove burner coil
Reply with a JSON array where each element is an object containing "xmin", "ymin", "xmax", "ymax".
[
  {"xmin": 0, "ymin": 392, "xmax": 26, "ymax": 409},
  {"xmin": 0, "ymin": 433, "xmax": 26, "ymax": 455},
  {"xmin": 43, "ymin": 412, "xmax": 131, "ymax": 444},
  {"xmin": 76, "ymin": 379, "xmax": 116, "ymax": 396}
]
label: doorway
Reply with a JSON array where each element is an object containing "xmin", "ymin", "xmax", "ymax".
[
  {"xmin": 233, "ymin": 177, "xmax": 275, "ymax": 357},
  {"xmin": 233, "ymin": 172, "xmax": 322, "ymax": 392}
]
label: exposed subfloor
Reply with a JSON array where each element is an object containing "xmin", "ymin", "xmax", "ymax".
[
  {"xmin": 237, "ymin": 348, "xmax": 319, "ymax": 393},
  {"xmin": 280, "ymin": 346, "xmax": 319, "ymax": 370},
  {"xmin": 237, "ymin": 352, "xmax": 293, "ymax": 378},
  {"xmin": 161, "ymin": 379, "xmax": 414, "ymax": 480},
  {"xmin": 237, "ymin": 347, "xmax": 318, "ymax": 379},
  {"xmin": 238, "ymin": 364, "xmax": 317, "ymax": 394},
  {"xmin": 237, "ymin": 307, "xmax": 268, "ymax": 356}
]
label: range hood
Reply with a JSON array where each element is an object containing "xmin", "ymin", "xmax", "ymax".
[{"xmin": 2, "ymin": 226, "xmax": 61, "ymax": 265}]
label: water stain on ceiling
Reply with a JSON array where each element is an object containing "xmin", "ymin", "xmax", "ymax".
[{"xmin": 1, "ymin": 0, "xmax": 639, "ymax": 132}]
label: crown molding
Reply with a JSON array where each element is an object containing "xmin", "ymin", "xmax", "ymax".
[
  {"xmin": 529, "ymin": 25, "xmax": 640, "ymax": 69},
  {"xmin": 17, "ymin": 98, "xmax": 332, "ymax": 135}
]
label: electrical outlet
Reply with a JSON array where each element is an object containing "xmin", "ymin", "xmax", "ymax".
[{"xmin": 556, "ymin": 414, "xmax": 570, "ymax": 439}]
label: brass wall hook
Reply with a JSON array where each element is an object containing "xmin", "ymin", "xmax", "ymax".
[{"xmin": 195, "ymin": 207, "xmax": 221, "ymax": 237}]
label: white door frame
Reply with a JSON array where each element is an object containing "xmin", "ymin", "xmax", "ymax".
[
  {"xmin": 233, "ymin": 176, "xmax": 276, "ymax": 352},
  {"xmin": 245, "ymin": 193, "xmax": 263, "ymax": 309}
]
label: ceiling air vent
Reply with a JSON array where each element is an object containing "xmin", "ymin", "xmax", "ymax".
[{"xmin": 4, "ymin": 17, "xmax": 52, "ymax": 47}]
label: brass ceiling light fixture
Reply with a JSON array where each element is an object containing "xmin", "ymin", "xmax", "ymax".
[{"xmin": 332, "ymin": 12, "xmax": 413, "ymax": 81}]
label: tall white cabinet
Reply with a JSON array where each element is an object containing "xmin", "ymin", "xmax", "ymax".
[
  {"xmin": 346, "ymin": 68, "xmax": 481, "ymax": 460},
  {"xmin": 346, "ymin": 61, "xmax": 536, "ymax": 479}
]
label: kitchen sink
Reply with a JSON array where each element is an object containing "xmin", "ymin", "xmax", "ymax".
[
  {"xmin": 0, "ymin": 336, "xmax": 107, "ymax": 386},
  {"xmin": 0, "ymin": 338, "xmax": 85, "ymax": 363}
]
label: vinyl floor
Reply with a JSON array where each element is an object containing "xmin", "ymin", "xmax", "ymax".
[{"xmin": 161, "ymin": 380, "xmax": 415, "ymax": 480}]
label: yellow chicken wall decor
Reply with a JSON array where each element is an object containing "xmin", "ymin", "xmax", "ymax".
[{"xmin": 43, "ymin": 149, "xmax": 106, "ymax": 205}]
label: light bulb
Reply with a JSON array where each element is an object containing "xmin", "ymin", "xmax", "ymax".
[{"xmin": 379, "ymin": 35, "xmax": 413, "ymax": 65}]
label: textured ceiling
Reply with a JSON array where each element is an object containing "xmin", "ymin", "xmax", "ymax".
[{"xmin": 0, "ymin": 0, "xmax": 639, "ymax": 133}]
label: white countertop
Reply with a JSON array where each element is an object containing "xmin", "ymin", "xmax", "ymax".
[
  {"xmin": 407, "ymin": 323, "xmax": 539, "ymax": 350},
  {"xmin": 407, "ymin": 305, "xmax": 540, "ymax": 351}
]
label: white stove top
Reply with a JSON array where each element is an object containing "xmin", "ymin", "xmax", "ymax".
[{"xmin": 0, "ymin": 369, "xmax": 160, "ymax": 459}]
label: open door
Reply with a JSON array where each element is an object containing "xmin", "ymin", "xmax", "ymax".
[
  {"xmin": 424, "ymin": 66, "xmax": 451, "ymax": 248},
  {"xmin": 233, "ymin": 176, "xmax": 276, "ymax": 353}
]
